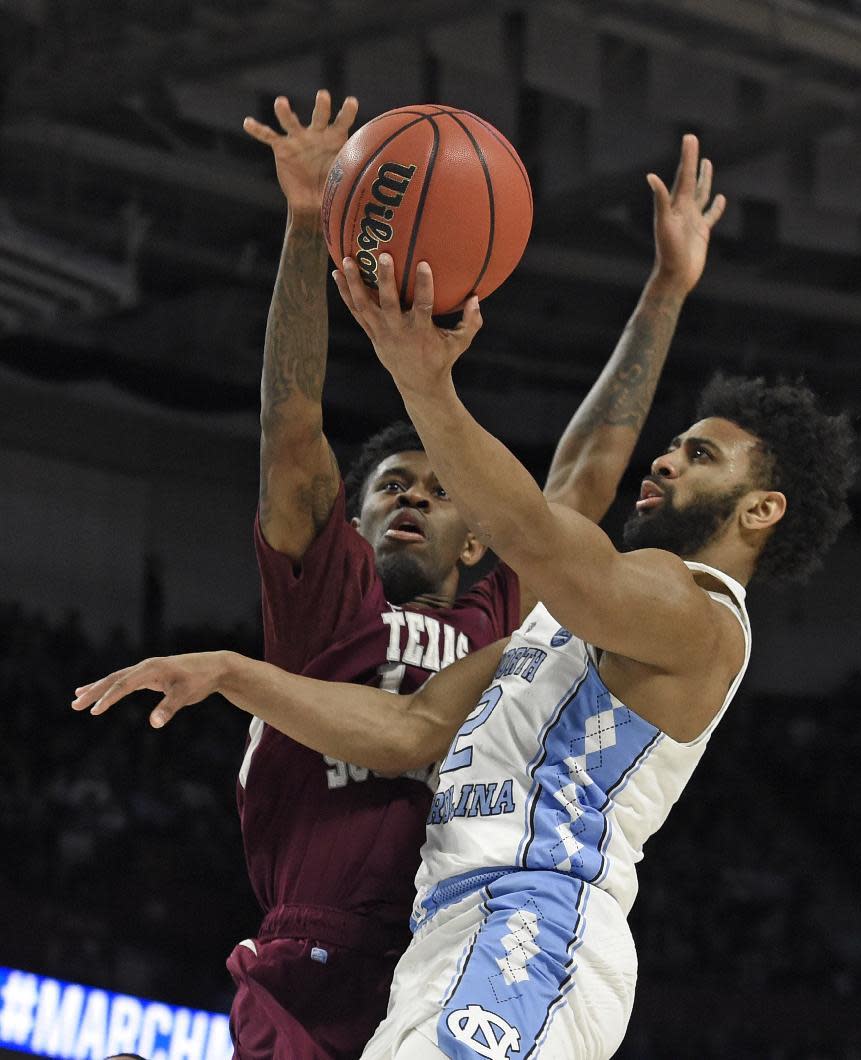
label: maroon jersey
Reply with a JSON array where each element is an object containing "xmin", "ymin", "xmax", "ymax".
[{"xmin": 238, "ymin": 483, "xmax": 520, "ymax": 940}]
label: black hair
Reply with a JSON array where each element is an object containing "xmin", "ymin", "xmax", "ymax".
[
  {"xmin": 344, "ymin": 421, "xmax": 424, "ymax": 519},
  {"xmin": 696, "ymin": 373, "xmax": 856, "ymax": 582}
]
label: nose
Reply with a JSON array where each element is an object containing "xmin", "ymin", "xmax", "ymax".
[
  {"xmin": 397, "ymin": 488, "xmax": 430, "ymax": 510},
  {"xmin": 650, "ymin": 451, "xmax": 680, "ymax": 479}
]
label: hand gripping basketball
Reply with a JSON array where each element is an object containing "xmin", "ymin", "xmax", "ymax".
[
  {"xmin": 333, "ymin": 254, "xmax": 482, "ymax": 393},
  {"xmin": 322, "ymin": 105, "xmax": 533, "ymax": 314}
]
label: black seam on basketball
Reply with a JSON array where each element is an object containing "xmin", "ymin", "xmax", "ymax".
[
  {"xmin": 337, "ymin": 114, "xmax": 433, "ymax": 261},
  {"xmin": 468, "ymin": 113, "xmax": 533, "ymax": 210},
  {"xmin": 362, "ymin": 110, "xmax": 444, "ymax": 124},
  {"xmin": 443, "ymin": 112, "xmax": 495, "ymax": 311},
  {"xmin": 399, "ymin": 117, "xmax": 440, "ymax": 305}
]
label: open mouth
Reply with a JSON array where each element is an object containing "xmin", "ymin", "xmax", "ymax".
[
  {"xmin": 635, "ymin": 480, "xmax": 664, "ymax": 512},
  {"xmin": 385, "ymin": 515, "xmax": 427, "ymax": 543}
]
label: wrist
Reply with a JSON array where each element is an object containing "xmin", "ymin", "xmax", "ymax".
[
  {"xmin": 643, "ymin": 268, "xmax": 689, "ymax": 310},
  {"xmin": 214, "ymin": 650, "xmax": 244, "ymax": 697},
  {"xmin": 396, "ymin": 369, "xmax": 457, "ymax": 408},
  {"xmin": 287, "ymin": 207, "xmax": 325, "ymax": 234}
]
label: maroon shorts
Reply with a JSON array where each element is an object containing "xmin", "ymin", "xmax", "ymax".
[{"xmin": 227, "ymin": 904, "xmax": 409, "ymax": 1060}]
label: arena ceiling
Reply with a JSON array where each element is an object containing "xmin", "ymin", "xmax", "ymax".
[{"xmin": 1, "ymin": 0, "xmax": 859, "ymax": 462}]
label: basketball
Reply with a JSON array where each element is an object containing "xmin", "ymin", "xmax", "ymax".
[{"xmin": 321, "ymin": 105, "xmax": 533, "ymax": 315}]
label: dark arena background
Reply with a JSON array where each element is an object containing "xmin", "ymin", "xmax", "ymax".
[{"xmin": 1, "ymin": 1, "xmax": 859, "ymax": 1058}]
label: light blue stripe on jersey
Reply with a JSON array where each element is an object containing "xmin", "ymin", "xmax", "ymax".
[
  {"xmin": 516, "ymin": 661, "xmax": 590, "ymax": 868},
  {"xmin": 520, "ymin": 662, "xmax": 661, "ymax": 880},
  {"xmin": 436, "ymin": 871, "xmax": 588, "ymax": 1059}
]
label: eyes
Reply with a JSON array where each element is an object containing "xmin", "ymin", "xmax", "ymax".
[
  {"xmin": 379, "ymin": 479, "xmax": 449, "ymax": 498},
  {"xmin": 664, "ymin": 442, "xmax": 714, "ymax": 462}
]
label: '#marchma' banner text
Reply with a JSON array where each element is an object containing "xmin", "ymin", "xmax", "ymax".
[{"xmin": 0, "ymin": 966, "xmax": 231, "ymax": 1059}]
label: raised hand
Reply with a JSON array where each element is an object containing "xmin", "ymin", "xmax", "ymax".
[
  {"xmin": 71, "ymin": 653, "xmax": 230, "ymax": 729},
  {"xmin": 332, "ymin": 253, "xmax": 483, "ymax": 394},
  {"xmin": 244, "ymin": 89, "xmax": 359, "ymax": 216},
  {"xmin": 647, "ymin": 133, "xmax": 726, "ymax": 296}
]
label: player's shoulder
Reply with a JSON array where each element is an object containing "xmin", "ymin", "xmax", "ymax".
[
  {"xmin": 621, "ymin": 548, "xmax": 746, "ymax": 668},
  {"xmin": 617, "ymin": 546, "xmax": 706, "ymax": 597}
]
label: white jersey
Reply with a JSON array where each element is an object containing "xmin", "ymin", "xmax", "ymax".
[{"xmin": 413, "ymin": 562, "xmax": 751, "ymax": 925}]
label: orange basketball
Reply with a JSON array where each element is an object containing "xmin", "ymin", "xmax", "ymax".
[{"xmin": 321, "ymin": 105, "xmax": 533, "ymax": 315}]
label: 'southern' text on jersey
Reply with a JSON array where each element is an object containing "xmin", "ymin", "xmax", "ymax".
[{"xmin": 324, "ymin": 608, "xmax": 471, "ymax": 790}]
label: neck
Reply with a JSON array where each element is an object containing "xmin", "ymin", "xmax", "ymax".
[
  {"xmin": 686, "ymin": 542, "xmax": 753, "ymax": 588},
  {"xmin": 403, "ymin": 588, "xmax": 457, "ymax": 610},
  {"xmin": 380, "ymin": 562, "xmax": 461, "ymax": 611},
  {"xmin": 409, "ymin": 564, "xmax": 461, "ymax": 610}
]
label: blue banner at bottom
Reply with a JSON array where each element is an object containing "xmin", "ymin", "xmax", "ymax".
[{"xmin": 0, "ymin": 966, "xmax": 231, "ymax": 1059}]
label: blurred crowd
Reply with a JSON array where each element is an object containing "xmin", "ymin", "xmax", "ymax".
[
  {"xmin": 1, "ymin": 600, "xmax": 261, "ymax": 1013},
  {"xmin": 2, "ymin": 599, "xmax": 858, "ymax": 1055}
]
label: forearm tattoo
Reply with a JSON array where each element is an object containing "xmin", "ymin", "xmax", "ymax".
[
  {"xmin": 261, "ymin": 225, "xmax": 329, "ymax": 426},
  {"xmin": 259, "ymin": 224, "xmax": 338, "ymax": 530},
  {"xmin": 574, "ymin": 292, "xmax": 681, "ymax": 437}
]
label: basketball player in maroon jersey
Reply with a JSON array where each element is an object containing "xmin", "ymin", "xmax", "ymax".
[{"xmin": 86, "ymin": 99, "xmax": 725, "ymax": 1059}]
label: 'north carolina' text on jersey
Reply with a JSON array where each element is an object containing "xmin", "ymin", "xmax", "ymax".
[{"xmin": 413, "ymin": 563, "xmax": 751, "ymax": 924}]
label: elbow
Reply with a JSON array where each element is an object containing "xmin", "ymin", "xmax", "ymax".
[
  {"xmin": 378, "ymin": 712, "xmax": 454, "ymax": 775},
  {"xmin": 260, "ymin": 410, "xmax": 324, "ymax": 455},
  {"xmin": 372, "ymin": 740, "xmax": 438, "ymax": 777},
  {"xmin": 393, "ymin": 730, "xmax": 444, "ymax": 773}
]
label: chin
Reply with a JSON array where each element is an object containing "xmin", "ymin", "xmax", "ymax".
[{"xmin": 376, "ymin": 551, "xmax": 436, "ymax": 605}]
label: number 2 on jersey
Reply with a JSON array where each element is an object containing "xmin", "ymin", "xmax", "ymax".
[{"xmin": 439, "ymin": 685, "xmax": 503, "ymax": 775}]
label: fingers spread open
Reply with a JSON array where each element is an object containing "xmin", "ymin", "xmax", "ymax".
[
  {"xmin": 150, "ymin": 693, "xmax": 182, "ymax": 729},
  {"xmin": 88, "ymin": 677, "xmax": 132, "ymax": 715},
  {"xmin": 71, "ymin": 667, "xmax": 133, "ymax": 711},
  {"xmin": 695, "ymin": 157, "xmax": 713, "ymax": 207},
  {"xmin": 88, "ymin": 659, "xmax": 162, "ymax": 716},
  {"xmin": 310, "ymin": 88, "xmax": 332, "ymax": 131},
  {"xmin": 377, "ymin": 254, "xmax": 402, "ymax": 313},
  {"xmin": 703, "ymin": 193, "xmax": 727, "ymax": 228},
  {"xmin": 647, "ymin": 172, "xmax": 670, "ymax": 215},
  {"xmin": 334, "ymin": 95, "xmax": 359, "ymax": 133},
  {"xmin": 341, "ymin": 257, "xmax": 375, "ymax": 316},
  {"xmin": 671, "ymin": 133, "xmax": 698, "ymax": 200},
  {"xmin": 332, "ymin": 269, "xmax": 358, "ymax": 315},
  {"xmin": 412, "ymin": 261, "xmax": 435, "ymax": 318},
  {"xmin": 273, "ymin": 96, "xmax": 302, "ymax": 136},
  {"xmin": 455, "ymin": 295, "xmax": 483, "ymax": 341},
  {"xmin": 242, "ymin": 117, "xmax": 278, "ymax": 145}
]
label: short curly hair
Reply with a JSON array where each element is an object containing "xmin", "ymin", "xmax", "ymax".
[
  {"xmin": 696, "ymin": 373, "xmax": 856, "ymax": 582},
  {"xmin": 344, "ymin": 421, "xmax": 424, "ymax": 519}
]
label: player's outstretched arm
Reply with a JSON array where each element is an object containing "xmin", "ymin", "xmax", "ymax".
[
  {"xmin": 333, "ymin": 256, "xmax": 736, "ymax": 674},
  {"xmin": 244, "ymin": 89, "xmax": 358, "ymax": 560},
  {"xmin": 72, "ymin": 641, "xmax": 505, "ymax": 773},
  {"xmin": 544, "ymin": 134, "xmax": 725, "ymax": 523}
]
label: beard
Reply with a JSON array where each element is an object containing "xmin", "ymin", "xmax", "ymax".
[
  {"xmin": 622, "ymin": 483, "xmax": 747, "ymax": 557},
  {"xmin": 377, "ymin": 550, "xmax": 437, "ymax": 605}
]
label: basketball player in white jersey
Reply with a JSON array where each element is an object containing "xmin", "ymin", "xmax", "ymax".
[
  {"xmin": 321, "ymin": 245, "xmax": 852, "ymax": 1056},
  {"xmin": 73, "ymin": 192, "xmax": 855, "ymax": 1057},
  {"xmin": 73, "ymin": 363, "xmax": 854, "ymax": 1059}
]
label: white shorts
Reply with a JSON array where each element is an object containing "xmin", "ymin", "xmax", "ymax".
[{"xmin": 361, "ymin": 871, "xmax": 637, "ymax": 1060}]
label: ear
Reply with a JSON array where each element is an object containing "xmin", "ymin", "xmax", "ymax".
[
  {"xmin": 350, "ymin": 516, "xmax": 361, "ymax": 530},
  {"xmin": 459, "ymin": 532, "xmax": 487, "ymax": 569},
  {"xmin": 740, "ymin": 490, "xmax": 787, "ymax": 532}
]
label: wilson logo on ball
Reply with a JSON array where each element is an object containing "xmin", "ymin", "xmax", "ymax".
[
  {"xmin": 324, "ymin": 105, "xmax": 533, "ymax": 313},
  {"xmin": 355, "ymin": 161, "xmax": 417, "ymax": 289}
]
